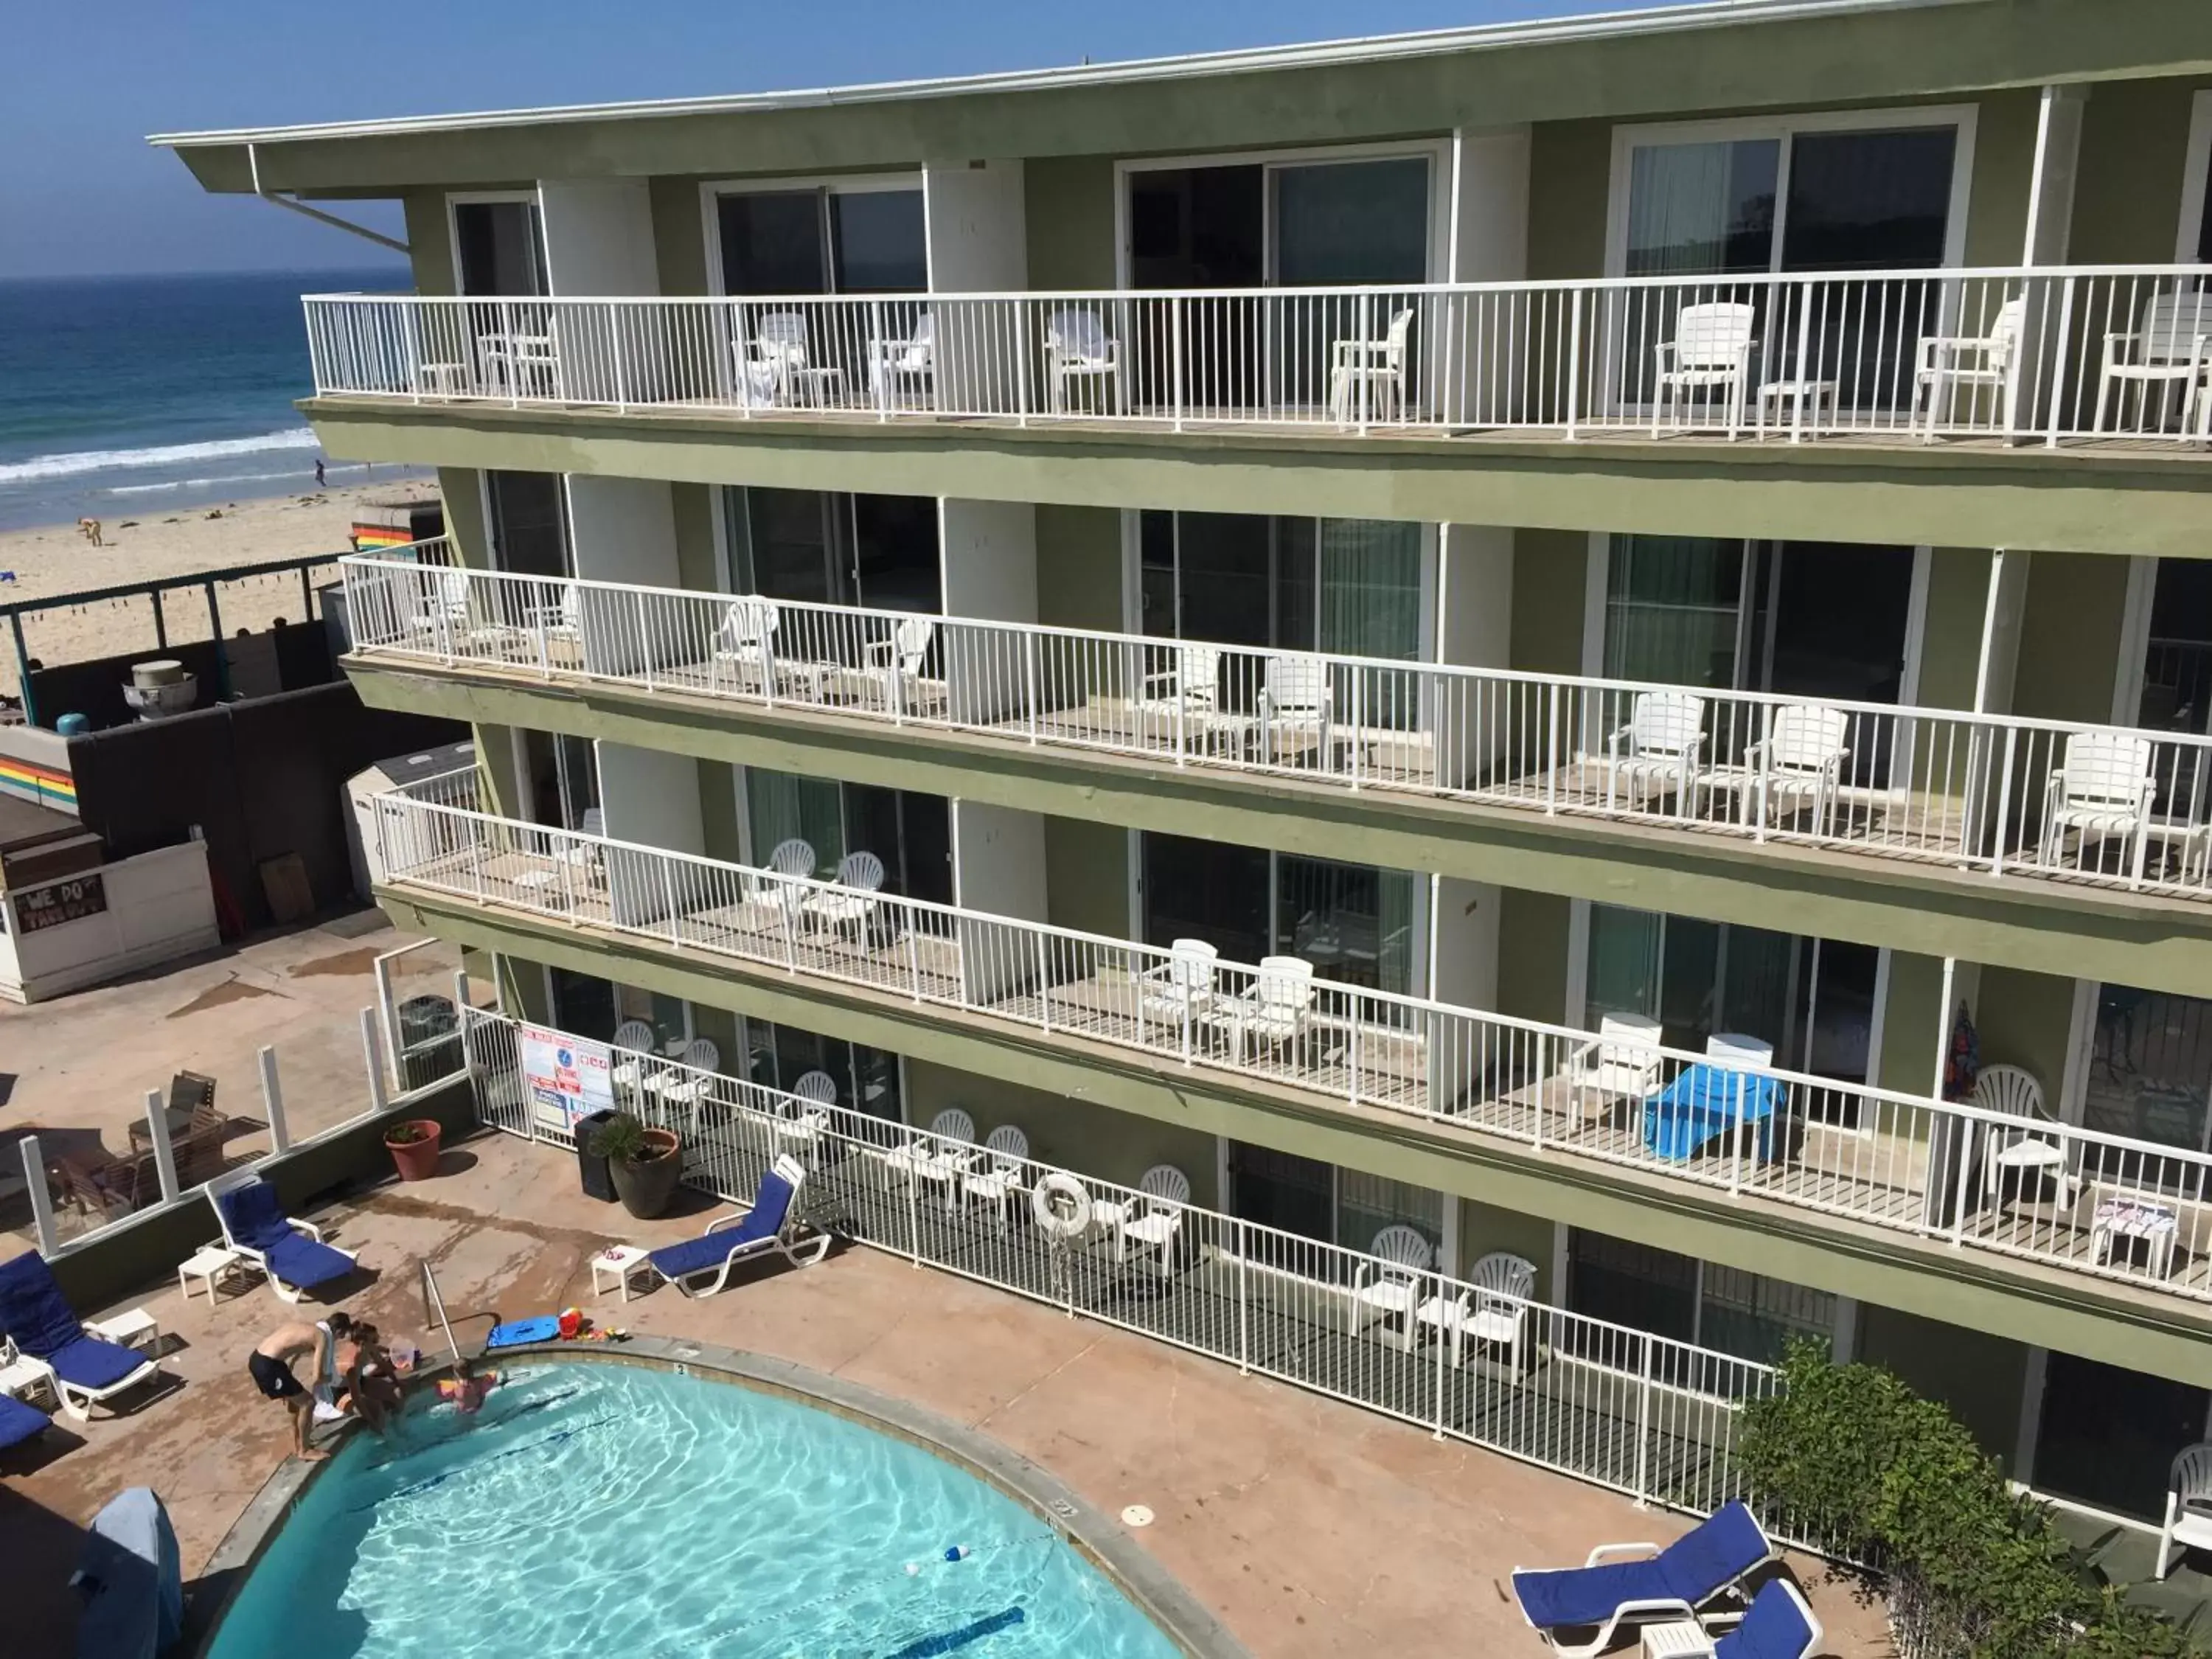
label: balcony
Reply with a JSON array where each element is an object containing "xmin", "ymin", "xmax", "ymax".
[
  {"xmin": 341, "ymin": 549, "xmax": 2212, "ymax": 909},
  {"xmin": 369, "ymin": 776, "xmax": 2212, "ymax": 1316},
  {"xmin": 305, "ymin": 268, "xmax": 2212, "ymax": 452}
]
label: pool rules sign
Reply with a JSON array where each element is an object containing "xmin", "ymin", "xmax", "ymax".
[{"xmin": 521, "ymin": 1025, "xmax": 614, "ymax": 1127}]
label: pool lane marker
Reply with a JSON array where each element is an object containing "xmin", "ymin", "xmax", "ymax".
[{"xmin": 882, "ymin": 1604, "xmax": 1026, "ymax": 1658}]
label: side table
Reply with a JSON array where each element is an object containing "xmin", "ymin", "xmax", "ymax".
[
  {"xmin": 86, "ymin": 1307, "xmax": 161, "ymax": 1357},
  {"xmin": 178, "ymin": 1243, "xmax": 247, "ymax": 1304},
  {"xmin": 1641, "ymin": 1618, "xmax": 1717, "ymax": 1658},
  {"xmin": 591, "ymin": 1245, "xmax": 655, "ymax": 1302}
]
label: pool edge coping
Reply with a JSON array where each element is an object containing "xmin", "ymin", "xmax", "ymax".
[{"xmin": 187, "ymin": 1335, "xmax": 1252, "ymax": 1659}]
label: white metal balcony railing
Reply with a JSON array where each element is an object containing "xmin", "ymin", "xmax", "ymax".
[
  {"xmin": 461, "ymin": 1004, "xmax": 1774, "ymax": 1520},
  {"xmin": 306, "ymin": 267, "xmax": 2212, "ymax": 446},
  {"xmin": 375, "ymin": 782, "xmax": 2212, "ymax": 1307},
  {"xmin": 341, "ymin": 549, "xmax": 2212, "ymax": 904}
]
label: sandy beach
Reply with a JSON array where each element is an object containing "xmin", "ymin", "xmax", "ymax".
[{"xmin": 0, "ymin": 480, "xmax": 438, "ymax": 700}]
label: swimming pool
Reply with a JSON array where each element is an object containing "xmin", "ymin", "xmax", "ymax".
[{"xmin": 205, "ymin": 1360, "xmax": 1186, "ymax": 1658}]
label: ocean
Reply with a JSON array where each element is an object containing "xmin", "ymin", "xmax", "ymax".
[{"xmin": 0, "ymin": 268, "xmax": 425, "ymax": 532}]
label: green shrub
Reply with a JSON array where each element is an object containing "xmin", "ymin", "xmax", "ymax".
[
  {"xmin": 589, "ymin": 1112, "xmax": 651, "ymax": 1165},
  {"xmin": 1735, "ymin": 1342, "xmax": 2191, "ymax": 1658}
]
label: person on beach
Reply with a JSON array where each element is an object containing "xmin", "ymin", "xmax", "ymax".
[
  {"xmin": 248, "ymin": 1312, "xmax": 352, "ymax": 1461},
  {"xmin": 314, "ymin": 458, "xmax": 327, "ymax": 488}
]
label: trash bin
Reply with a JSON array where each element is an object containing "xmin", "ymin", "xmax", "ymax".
[
  {"xmin": 576, "ymin": 1109, "xmax": 618, "ymax": 1202},
  {"xmin": 397, "ymin": 994, "xmax": 461, "ymax": 1090}
]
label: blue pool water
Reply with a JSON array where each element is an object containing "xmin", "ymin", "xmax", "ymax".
[{"xmin": 205, "ymin": 1362, "xmax": 1183, "ymax": 1659}]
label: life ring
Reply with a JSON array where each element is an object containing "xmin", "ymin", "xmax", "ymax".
[{"xmin": 1031, "ymin": 1172, "xmax": 1093, "ymax": 1239}]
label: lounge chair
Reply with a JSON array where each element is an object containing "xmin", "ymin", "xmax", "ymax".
[
  {"xmin": 0, "ymin": 1253, "xmax": 161, "ymax": 1422},
  {"xmin": 206, "ymin": 1171, "xmax": 359, "ymax": 1304},
  {"xmin": 1511, "ymin": 1499, "xmax": 1776, "ymax": 1657},
  {"xmin": 644, "ymin": 1155, "xmax": 828, "ymax": 1296},
  {"xmin": 2159, "ymin": 1441, "xmax": 2212, "ymax": 1579},
  {"xmin": 1672, "ymin": 1579, "xmax": 1824, "ymax": 1659},
  {"xmin": 0, "ymin": 1389, "xmax": 51, "ymax": 1454}
]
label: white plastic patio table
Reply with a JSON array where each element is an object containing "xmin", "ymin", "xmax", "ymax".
[
  {"xmin": 591, "ymin": 1245, "xmax": 654, "ymax": 1303},
  {"xmin": 0, "ymin": 1348, "xmax": 56, "ymax": 1406},
  {"xmin": 1641, "ymin": 1619, "xmax": 1717, "ymax": 1658},
  {"xmin": 177, "ymin": 1244, "xmax": 245, "ymax": 1303},
  {"xmin": 86, "ymin": 1307, "xmax": 160, "ymax": 1355}
]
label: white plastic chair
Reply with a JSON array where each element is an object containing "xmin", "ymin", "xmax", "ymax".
[
  {"xmin": 551, "ymin": 805, "xmax": 608, "ymax": 887},
  {"xmin": 655, "ymin": 1034, "xmax": 720, "ymax": 1121},
  {"xmin": 861, "ymin": 616, "xmax": 939, "ymax": 717},
  {"xmin": 746, "ymin": 310, "xmax": 844, "ymax": 406},
  {"xmin": 2158, "ymin": 1442, "xmax": 2212, "ymax": 1578},
  {"xmin": 1046, "ymin": 307, "xmax": 1119, "ymax": 414},
  {"xmin": 1707, "ymin": 1032, "xmax": 1775, "ymax": 1068},
  {"xmin": 1257, "ymin": 655, "xmax": 1334, "ymax": 768},
  {"xmin": 1973, "ymin": 1064, "xmax": 2076, "ymax": 1214},
  {"xmin": 776, "ymin": 1067, "xmax": 838, "ymax": 1160},
  {"xmin": 2096, "ymin": 289, "xmax": 2212, "ymax": 437},
  {"xmin": 1652, "ymin": 302, "xmax": 1756, "ymax": 437},
  {"xmin": 2039, "ymin": 731, "xmax": 2156, "ymax": 883},
  {"xmin": 1112, "ymin": 1164, "xmax": 1189, "ymax": 1280},
  {"xmin": 1745, "ymin": 704, "xmax": 1851, "ymax": 834},
  {"xmin": 1603, "ymin": 691, "xmax": 1707, "ymax": 813},
  {"xmin": 1912, "ymin": 294, "xmax": 2025, "ymax": 437},
  {"xmin": 713, "ymin": 597, "xmax": 779, "ymax": 692},
  {"xmin": 609, "ymin": 1017, "xmax": 659, "ymax": 1094},
  {"xmin": 869, "ymin": 310, "xmax": 935, "ymax": 409},
  {"xmin": 1328, "ymin": 305, "xmax": 1415, "ymax": 423},
  {"xmin": 802, "ymin": 849, "xmax": 886, "ymax": 938},
  {"xmin": 1349, "ymin": 1222, "xmax": 1433, "ymax": 1344},
  {"xmin": 1138, "ymin": 937, "xmax": 1218, "ymax": 1032},
  {"xmin": 962, "ymin": 1124, "xmax": 1032, "ymax": 1228},
  {"xmin": 1567, "ymin": 1012, "xmax": 1666, "ymax": 1110},
  {"xmin": 917, "ymin": 1107, "xmax": 978, "ymax": 1208},
  {"xmin": 1464, "ymin": 1251, "xmax": 1539, "ymax": 1374},
  {"xmin": 1228, "ymin": 956, "xmax": 1318, "ymax": 1064},
  {"xmin": 1135, "ymin": 643, "xmax": 1227, "ymax": 751}
]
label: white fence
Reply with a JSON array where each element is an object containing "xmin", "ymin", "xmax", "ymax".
[
  {"xmin": 373, "ymin": 789, "xmax": 2212, "ymax": 1307},
  {"xmin": 305, "ymin": 268, "xmax": 2212, "ymax": 445},
  {"xmin": 342, "ymin": 549, "xmax": 2212, "ymax": 903},
  {"xmin": 459, "ymin": 1004, "xmax": 1773, "ymax": 1517}
]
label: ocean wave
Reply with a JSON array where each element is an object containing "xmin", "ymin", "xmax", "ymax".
[{"xmin": 0, "ymin": 428, "xmax": 322, "ymax": 486}]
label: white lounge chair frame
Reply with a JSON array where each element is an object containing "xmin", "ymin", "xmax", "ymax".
[
  {"xmin": 0, "ymin": 1332, "xmax": 158, "ymax": 1425},
  {"xmin": 653, "ymin": 1154, "xmax": 830, "ymax": 1298},
  {"xmin": 206, "ymin": 1168, "xmax": 359, "ymax": 1306}
]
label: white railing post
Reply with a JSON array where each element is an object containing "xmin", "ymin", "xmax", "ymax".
[
  {"xmin": 2043, "ymin": 276, "xmax": 2077, "ymax": 448},
  {"xmin": 260, "ymin": 1045, "xmax": 291, "ymax": 1155},
  {"xmin": 612, "ymin": 306, "xmax": 630, "ymax": 412},
  {"xmin": 1235, "ymin": 1219, "xmax": 1251, "ymax": 1374},
  {"xmin": 1632, "ymin": 1332, "xmax": 1655, "ymax": 1508},
  {"xmin": 21, "ymin": 1135, "xmax": 58, "ymax": 1256},
  {"xmin": 1036, "ymin": 933, "xmax": 1051, "ymax": 1034},
  {"xmin": 1564, "ymin": 291, "xmax": 1582, "ymax": 440},
  {"xmin": 1024, "ymin": 630, "xmax": 1039, "ymax": 745},
  {"xmin": 361, "ymin": 1008, "xmax": 389, "ymax": 1114},
  {"xmin": 1789, "ymin": 280, "xmax": 1813, "ymax": 443},
  {"xmin": 1991, "ymin": 726, "xmax": 2019, "ymax": 877},
  {"xmin": 1171, "ymin": 296, "xmax": 1186, "ymax": 432},
  {"xmin": 638, "ymin": 591, "xmax": 656, "ymax": 692},
  {"xmin": 872, "ymin": 300, "xmax": 888, "ymax": 420},
  {"xmin": 145, "ymin": 1089, "xmax": 181, "ymax": 1204},
  {"xmin": 373, "ymin": 952, "xmax": 403, "ymax": 1089}
]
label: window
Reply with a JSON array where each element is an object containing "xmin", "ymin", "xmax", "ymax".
[
  {"xmin": 2081, "ymin": 984, "xmax": 2212, "ymax": 1155},
  {"xmin": 2033, "ymin": 1351, "xmax": 2210, "ymax": 1522},
  {"xmin": 485, "ymin": 471, "xmax": 570, "ymax": 582},
  {"xmin": 714, "ymin": 184, "xmax": 925, "ymax": 296},
  {"xmin": 1126, "ymin": 155, "xmax": 1431, "ymax": 291},
  {"xmin": 452, "ymin": 198, "xmax": 546, "ymax": 297},
  {"xmin": 548, "ymin": 971, "xmax": 687, "ymax": 1053},
  {"xmin": 1567, "ymin": 1230, "xmax": 1834, "ymax": 1368},
  {"xmin": 1141, "ymin": 832, "xmax": 1419, "ymax": 998},
  {"xmin": 745, "ymin": 770, "xmax": 951, "ymax": 905},
  {"xmin": 725, "ymin": 487, "xmax": 941, "ymax": 615},
  {"xmin": 745, "ymin": 1018, "xmax": 903, "ymax": 1122},
  {"xmin": 1138, "ymin": 511, "xmax": 1425, "ymax": 662},
  {"xmin": 1227, "ymin": 1142, "xmax": 1444, "ymax": 1259}
]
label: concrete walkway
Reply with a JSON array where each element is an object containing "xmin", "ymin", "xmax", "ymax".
[{"xmin": 0, "ymin": 1127, "xmax": 1888, "ymax": 1656}]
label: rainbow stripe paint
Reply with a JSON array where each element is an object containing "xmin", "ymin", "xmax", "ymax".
[
  {"xmin": 0, "ymin": 752, "xmax": 76, "ymax": 813},
  {"xmin": 351, "ymin": 524, "xmax": 417, "ymax": 552}
]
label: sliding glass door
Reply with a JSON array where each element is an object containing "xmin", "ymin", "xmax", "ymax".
[
  {"xmin": 744, "ymin": 1017, "xmax": 905, "ymax": 1123},
  {"xmin": 1141, "ymin": 831, "xmax": 1419, "ymax": 999},
  {"xmin": 453, "ymin": 199, "xmax": 546, "ymax": 297},
  {"xmin": 726, "ymin": 487, "xmax": 942, "ymax": 616},
  {"xmin": 1228, "ymin": 1142, "xmax": 1445, "ymax": 1260},
  {"xmin": 745, "ymin": 769, "xmax": 950, "ymax": 905},
  {"xmin": 715, "ymin": 185, "xmax": 926, "ymax": 296},
  {"xmin": 1567, "ymin": 1230, "xmax": 1836, "ymax": 1368},
  {"xmin": 1584, "ymin": 902, "xmax": 1882, "ymax": 1091},
  {"xmin": 485, "ymin": 470, "xmax": 571, "ymax": 582}
]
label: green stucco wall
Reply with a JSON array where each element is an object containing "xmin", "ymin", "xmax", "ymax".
[
  {"xmin": 1878, "ymin": 950, "xmax": 1946, "ymax": 1099},
  {"xmin": 2014, "ymin": 551, "xmax": 2131, "ymax": 725},
  {"xmin": 1024, "ymin": 156, "xmax": 1117, "ymax": 290},
  {"xmin": 1455, "ymin": 1197, "xmax": 1559, "ymax": 1295},
  {"xmin": 1512, "ymin": 527, "xmax": 1587, "ymax": 674},
  {"xmin": 671, "ymin": 480, "xmax": 719, "ymax": 591},
  {"xmin": 1975, "ymin": 964, "xmax": 2079, "ymax": 1107},
  {"xmin": 1034, "ymin": 503, "xmax": 1122, "ymax": 631},
  {"xmin": 1527, "ymin": 122, "xmax": 1611, "ymax": 282},
  {"xmin": 1855, "ymin": 1301, "xmax": 2031, "ymax": 1464},
  {"xmin": 403, "ymin": 189, "xmax": 456, "ymax": 296},
  {"xmin": 1916, "ymin": 548, "xmax": 1993, "ymax": 712},
  {"xmin": 1045, "ymin": 814, "xmax": 1130, "ymax": 938},
  {"xmin": 1498, "ymin": 888, "xmax": 1571, "ymax": 1026},
  {"xmin": 437, "ymin": 466, "xmax": 490, "ymax": 568},
  {"xmin": 650, "ymin": 175, "xmax": 712, "ymax": 296},
  {"xmin": 2070, "ymin": 76, "xmax": 2212, "ymax": 263}
]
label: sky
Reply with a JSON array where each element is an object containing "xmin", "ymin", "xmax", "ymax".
[{"xmin": 0, "ymin": 0, "xmax": 1683, "ymax": 280}]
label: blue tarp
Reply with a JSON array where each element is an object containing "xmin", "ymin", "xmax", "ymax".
[{"xmin": 1644, "ymin": 1065, "xmax": 1783, "ymax": 1163}]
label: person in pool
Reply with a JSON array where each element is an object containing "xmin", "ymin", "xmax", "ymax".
[
  {"xmin": 435, "ymin": 1357, "xmax": 498, "ymax": 1416},
  {"xmin": 248, "ymin": 1312, "xmax": 352, "ymax": 1462},
  {"xmin": 338, "ymin": 1324, "xmax": 405, "ymax": 1435}
]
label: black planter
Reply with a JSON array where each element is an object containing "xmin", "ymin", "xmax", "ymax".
[{"xmin": 609, "ymin": 1130, "xmax": 683, "ymax": 1219}]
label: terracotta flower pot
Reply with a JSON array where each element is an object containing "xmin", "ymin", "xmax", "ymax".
[
  {"xmin": 384, "ymin": 1119, "xmax": 443, "ymax": 1181},
  {"xmin": 609, "ymin": 1127, "xmax": 683, "ymax": 1219}
]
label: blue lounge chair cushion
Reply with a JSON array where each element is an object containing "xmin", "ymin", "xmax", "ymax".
[
  {"xmin": 649, "ymin": 1169, "xmax": 794, "ymax": 1281},
  {"xmin": 0, "ymin": 1251, "xmax": 83, "ymax": 1362},
  {"xmin": 263, "ymin": 1231, "xmax": 353, "ymax": 1290},
  {"xmin": 46, "ymin": 1335, "xmax": 148, "ymax": 1393},
  {"xmin": 0, "ymin": 1391, "xmax": 49, "ymax": 1452},
  {"xmin": 1719, "ymin": 1582, "xmax": 1814, "ymax": 1659},
  {"xmin": 215, "ymin": 1180, "xmax": 296, "ymax": 1253},
  {"xmin": 1514, "ymin": 1501, "xmax": 1769, "ymax": 1632},
  {"xmin": 1513, "ymin": 1556, "xmax": 1674, "ymax": 1632}
]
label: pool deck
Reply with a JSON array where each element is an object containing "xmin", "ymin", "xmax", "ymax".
[{"xmin": 1, "ymin": 1128, "xmax": 1892, "ymax": 1658}]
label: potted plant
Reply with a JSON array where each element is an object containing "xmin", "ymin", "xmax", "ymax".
[
  {"xmin": 383, "ymin": 1118, "xmax": 443, "ymax": 1181},
  {"xmin": 593, "ymin": 1112, "xmax": 682, "ymax": 1219}
]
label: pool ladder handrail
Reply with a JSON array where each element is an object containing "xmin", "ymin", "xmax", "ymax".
[{"xmin": 417, "ymin": 1257, "xmax": 498, "ymax": 1363}]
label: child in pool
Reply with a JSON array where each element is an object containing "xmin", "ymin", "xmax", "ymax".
[{"xmin": 436, "ymin": 1358, "xmax": 498, "ymax": 1415}]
